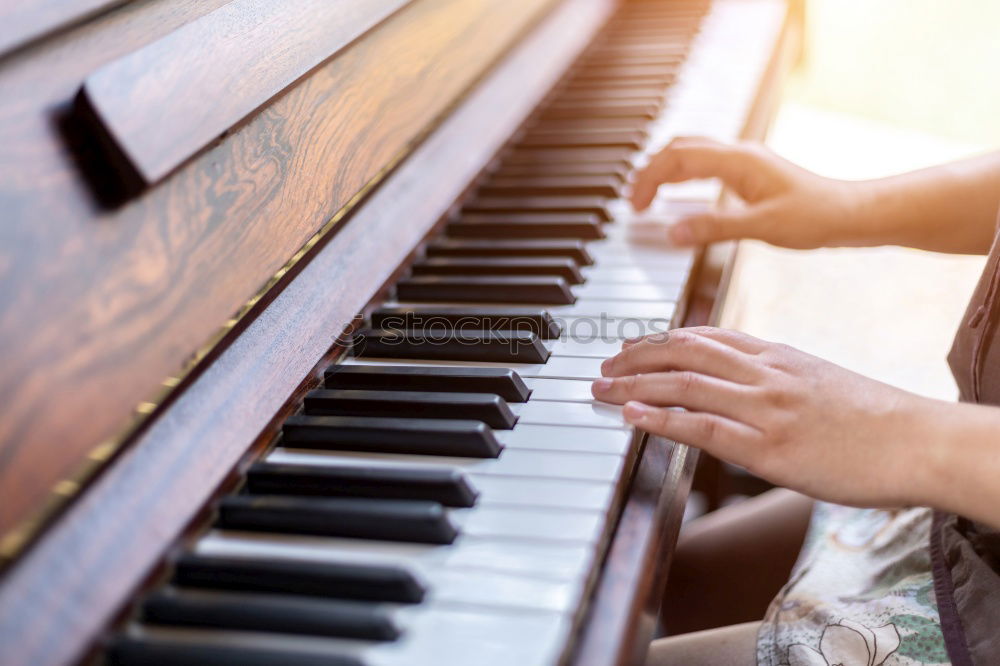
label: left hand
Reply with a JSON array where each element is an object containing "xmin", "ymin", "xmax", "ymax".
[{"xmin": 592, "ymin": 327, "xmax": 934, "ymax": 508}]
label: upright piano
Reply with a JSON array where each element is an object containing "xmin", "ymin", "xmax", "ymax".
[{"xmin": 0, "ymin": 0, "xmax": 800, "ymax": 663}]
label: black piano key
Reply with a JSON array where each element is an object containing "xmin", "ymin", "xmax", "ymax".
[
  {"xmin": 464, "ymin": 197, "xmax": 611, "ymax": 222},
  {"xmin": 583, "ymin": 48, "xmax": 684, "ymax": 60},
  {"xmin": 505, "ymin": 146, "xmax": 636, "ymax": 165},
  {"xmin": 530, "ymin": 117, "xmax": 651, "ymax": 133},
  {"xmin": 604, "ymin": 29, "xmax": 698, "ymax": 41},
  {"xmin": 173, "ymin": 553, "xmax": 425, "ymax": 603},
  {"xmin": 352, "ymin": 328, "xmax": 551, "ymax": 363},
  {"xmin": 395, "ymin": 275, "xmax": 575, "ymax": 305},
  {"xmin": 106, "ymin": 636, "xmax": 363, "ymax": 666},
  {"xmin": 493, "ymin": 161, "xmax": 629, "ymax": 182},
  {"xmin": 596, "ymin": 41, "xmax": 690, "ymax": 55},
  {"xmin": 303, "ymin": 389, "xmax": 517, "ymax": 430},
  {"xmin": 478, "ymin": 175, "xmax": 621, "ymax": 199},
  {"xmin": 411, "ymin": 256, "xmax": 584, "ymax": 284},
  {"xmin": 424, "ymin": 239, "xmax": 593, "ymax": 266},
  {"xmin": 581, "ymin": 53, "xmax": 687, "ymax": 67},
  {"xmin": 217, "ymin": 495, "xmax": 459, "ymax": 545},
  {"xmin": 553, "ymin": 81, "xmax": 665, "ymax": 98},
  {"xmin": 553, "ymin": 87, "xmax": 664, "ymax": 102},
  {"xmin": 588, "ymin": 45, "xmax": 689, "ymax": 59},
  {"xmin": 448, "ymin": 215, "xmax": 604, "ymax": 240},
  {"xmin": 324, "ymin": 364, "xmax": 531, "ymax": 402},
  {"xmin": 603, "ymin": 38, "xmax": 690, "ymax": 49},
  {"xmin": 518, "ymin": 130, "xmax": 645, "ymax": 151},
  {"xmin": 541, "ymin": 103, "xmax": 659, "ymax": 120},
  {"xmin": 371, "ymin": 305, "xmax": 563, "ymax": 341},
  {"xmin": 573, "ymin": 64, "xmax": 679, "ymax": 80},
  {"xmin": 142, "ymin": 587, "xmax": 400, "ymax": 640},
  {"xmin": 247, "ymin": 460, "xmax": 479, "ymax": 507},
  {"xmin": 570, "ymin": 73, "xmax": 675, "ymax": 88},
  {"xmin": 610, "ymin": 14, "xmax": 703, "ymax": 24},
  {"xmin": 563, "ymin": 77, "xmax": 671, "ymax": 91},
  {"xmin": 282, "ymin": 414, "xmax": 502, "ymax": 458}
]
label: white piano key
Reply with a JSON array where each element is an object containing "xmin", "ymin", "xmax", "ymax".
[
  {"xmin": 469, "ymin": 474, "xmax": 615, "ymax": 512},
  {"xmin": 521, "ymin": 378, "xmax": 600, "ymax": 403},
  {"xmin": 199, "ymin": 529, "xmax": 594, "ymax": 581},
  {"xmin": 509, "ymin": 400, "xmax": 627, "ymax": 430},
  {"xmin": 495, "ymin": 424, "xmax": 633, "ymax": 455},
  {"xmin": 384, "ymin": 604, "xmax": 569, "ymax": 665},
  {"xmin": 584, "ymin": 239, "xmax": 693, "ymax": 260},
  {"xmin": 555, "ymin": 315, "xmax": 673, "ymax": 342},
  {"xmin": 580, "ymin": 266, "xmax": 690, "ymax": 284},
  {"xmin": 524, "ymin": 354, "xmax": 605, "ymax": 378},
  {"xmin": 572, "ymin": 281, "xmax": 684, "ymax": 302},
  {"xmin": 548, "ymin": 299, "xmax": 675, "ymax": 321},
  {"xmin": 601, "ymin": 219, "xmax": 701, "ymax": 244},
  {"xmin": 268, "ymin": 447, "xmax": 624, "ymax": 483},
  {"xmin": 581, "ymin": 246, "xmax": 694, "ymax": 268},
  {"xmin": 544, "ymin": 337, "xmax": 621, "ymax": 359},
  {"xmin": 450, "ymin": 504, "xmax": 604, "ymax": 543},
  {"xmin": 655, "ymin": 179, "xmax": 722, "ymax": 203},
  {"xmin": 341, "ymin": 355, "xmax": 606, "ymax": 380}
]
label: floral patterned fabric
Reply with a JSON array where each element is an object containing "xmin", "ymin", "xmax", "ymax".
[{"xmin": 757, "ymin": 503, "xmax": 949, "ymax": 666}]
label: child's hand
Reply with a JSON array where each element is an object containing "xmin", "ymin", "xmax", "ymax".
[
  {"xmin": 592, "ymin": 327, "xmax": 934, "ymax": 508},
  {"xmin": 630, "ymin": 137, "xmax": 872, "ymax": 249}
]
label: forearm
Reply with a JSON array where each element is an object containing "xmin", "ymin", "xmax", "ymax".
[
  {"xmin": 910, "ymin": 398, "xmax": 1000, "ymax": 529},
  {"xmin": 853, "ymin": 151, "xmax": 1000, "ymax": 254}
]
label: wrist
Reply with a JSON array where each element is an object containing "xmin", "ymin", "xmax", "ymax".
[
  {"xmin": 845, "ymin": 177, "xmax": 907, "ymax": 246},
  {"xmin": 879, "ymin": 394, "xmax": 947, "ymax": 508},
  {"xmin": 902, "ymin": 397, "xmax": 953, "ymax": 509}
]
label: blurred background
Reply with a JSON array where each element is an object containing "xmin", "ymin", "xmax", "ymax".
[{"xmin": 720, "ymin": 0, "xmax": 1000, "ymax": 401}]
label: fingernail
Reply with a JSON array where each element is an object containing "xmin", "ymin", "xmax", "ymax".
[
  {"xmin": 622, "ymin": 336, "xmax": 643, "ymax": 347},
  {"xmin": 592, "ymin": 377, "xmax": 613, "ymax": 393},
  {"xmin": 669, "ymin": 223, "xmax": 693, "ymax": 246},
  {"xmin": 623, "ymin": 401, "xmax": 651, "ymax": 422}
]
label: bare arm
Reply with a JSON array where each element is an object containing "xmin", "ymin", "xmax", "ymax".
[
  {"xmin": 630, "ymin": 137, "xmax": 1000, "ymax": 254},
  {"xmin": 856, "ymin": 152, "xmax": 1000, "ymax": 253}
]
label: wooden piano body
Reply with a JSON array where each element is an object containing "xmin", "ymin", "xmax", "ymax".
[{"xmin": 0, "ymin": 0, "xmax": 801, "ymax": 663}]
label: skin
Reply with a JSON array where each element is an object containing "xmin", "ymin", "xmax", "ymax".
[{"xmin": 595, "ymin": 137, "xmax": 1000, "ymax": 529}]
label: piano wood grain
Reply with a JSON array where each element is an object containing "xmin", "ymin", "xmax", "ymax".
[
  {"xmin": 0, "ymin": 0, "xmax": 556, "ymax": 560},
  {"xmin": 78, "ymin": 0, "xmax": 413, "ymax": 188}
]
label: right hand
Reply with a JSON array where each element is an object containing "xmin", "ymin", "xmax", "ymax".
[{"xmin": 630, "ymin": 136, "xmax": 873, "ymax": 249}]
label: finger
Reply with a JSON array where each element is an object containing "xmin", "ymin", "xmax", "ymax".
[
  {"xmin": 682, "ymin": 327, "xmax": 771, "ymax": 355},
  {"xmin": 667, "ymin": 202, "xmax": 778, "ymax": 246},
  {"xmin": 630, "ymin": 138, "xmax": 780, "ymax": 211},
  {"xmin": 592, "ymin": 372, "xmax": 758, "ymax": 422},
  {"xmin": 602, "ymin": 330, "xmax": 761, "ymax": 382},
  {"xmin": 622, "ymin": 401, "xmax": 759, "ymax": 464},
  {"xmin": 621, "ymin": 335, "xmax": 645, "ymax": 348}
]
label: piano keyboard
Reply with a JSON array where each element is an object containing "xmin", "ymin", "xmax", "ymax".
[{"xmin": 105, "ymin": 1, "xmax": 784, "ymax": 664}]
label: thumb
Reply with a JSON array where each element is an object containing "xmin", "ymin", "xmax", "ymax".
[{"xmin": 669, "ymin": 206, "xmax": 769, "ymax": 246}]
